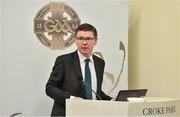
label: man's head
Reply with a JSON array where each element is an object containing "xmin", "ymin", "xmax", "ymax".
[{"xmin": 75, "ymin": 23, "xmax": 98, "ymax": 57}]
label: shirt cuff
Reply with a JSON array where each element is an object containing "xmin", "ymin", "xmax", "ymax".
[{"xmin": 70, "ymin": 95, "xmax": 75, "ymax": 99}]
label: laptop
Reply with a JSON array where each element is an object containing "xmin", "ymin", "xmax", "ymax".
[{"xmin": 115, "ymin": 89, "xmax": 148, "ymax": 101}]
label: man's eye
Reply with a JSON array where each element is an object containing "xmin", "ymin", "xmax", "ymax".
[
  {"xmin": 76, "ymin": 37, "xmax": 94, "ymax": 41},
  {"xmin": 87, "ymin": 38, "xmax": 94, "ymax": 40},
  {"xmin": 77, "ymin": 38, "xmax": 83, "ymax": 40}
]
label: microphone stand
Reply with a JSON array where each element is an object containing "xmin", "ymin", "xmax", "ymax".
[{"xmin": 81, "ymin": 81, "xmax": 103, "ymax": 100}]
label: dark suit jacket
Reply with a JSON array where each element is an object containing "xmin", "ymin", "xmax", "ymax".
[{"xmin": 46, "ymin": 50, "xmax": 112, "ymax": 116}]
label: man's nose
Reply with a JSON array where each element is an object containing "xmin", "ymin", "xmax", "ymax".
[{"xmin": 82, "ymin": 40, "xmax": 88, "ymax": 44}]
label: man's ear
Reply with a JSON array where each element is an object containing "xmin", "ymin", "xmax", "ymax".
[{"xmin": 94, "ymin": 38, "xmax": 98, "ymax": 45}]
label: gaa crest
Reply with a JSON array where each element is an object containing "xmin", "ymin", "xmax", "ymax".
[{"xmin": 34, "ymin": 2, "xmax": 81, "ymax": 49}]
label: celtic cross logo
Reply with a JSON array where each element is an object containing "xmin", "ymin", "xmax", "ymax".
[{"xmin": 34, "ymin": 2, "xmax": 81, "ymax": 49}]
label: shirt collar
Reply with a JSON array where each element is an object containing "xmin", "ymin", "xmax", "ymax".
[{"xmin": 77, "ymin": 50, "xmax": 93, "ymax": 63}]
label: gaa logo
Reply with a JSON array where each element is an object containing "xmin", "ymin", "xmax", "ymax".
[{"xmin": 34, "ymin": 2, "xmax": 81, "ymax": 49}]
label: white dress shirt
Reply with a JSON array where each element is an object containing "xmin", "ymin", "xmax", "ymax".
[{"xmin": 77, "ymin": 50, "xmax": 97, "ymax": 100}]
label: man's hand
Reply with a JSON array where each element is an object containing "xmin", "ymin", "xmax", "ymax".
[
  {"xmin": 74, "ymin": 97, "xmax": 84, "ymax": 100},
  {"xmin": 70, "ymin": 96, "xmax": 84, "ymax": 100}
]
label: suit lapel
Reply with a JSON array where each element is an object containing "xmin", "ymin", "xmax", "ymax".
[
  {"xmin": 72, "ymin": 51, "xmax": 83, "ymax": 81},
  {"xmin": 93, "ymin": 55, "xmax": 102, "ymax": 89}
]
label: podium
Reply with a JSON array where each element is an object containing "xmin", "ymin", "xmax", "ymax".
[{"xmin": 66, "ymin": 97, "xmax": 180, "ymax": 116}]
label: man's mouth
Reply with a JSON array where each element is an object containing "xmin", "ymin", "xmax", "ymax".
[{"xmin": 81, "ymin": 47, "xmax": 88, "ymax": 49}]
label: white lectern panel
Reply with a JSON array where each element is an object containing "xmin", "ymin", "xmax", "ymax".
[
  {"xmin": 66, "ymin": 97, "xmax": 180, "ymax": 117},
  {"xmin": 66, "ymin": 100, "xmax": 128, "ymax": 116}
]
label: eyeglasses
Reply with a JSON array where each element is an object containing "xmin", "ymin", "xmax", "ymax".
[{"xmin": 76, "ymin": 37, "xmax": 95, "ymax": 41}]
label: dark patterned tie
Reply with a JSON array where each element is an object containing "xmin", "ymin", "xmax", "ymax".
[{"xmin": 84, "ymin": 58, "xmax": 92, "ymax": 99}]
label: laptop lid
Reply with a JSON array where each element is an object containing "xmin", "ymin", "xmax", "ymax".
[{"xmin": 115, "ymin": 89, "xmax": 148, "ymax": 101}]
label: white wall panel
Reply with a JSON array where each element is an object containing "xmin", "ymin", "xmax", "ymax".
[
  {"xmin": 0, "ymin": 1, "xmax": 3, "ymax": 115},
  {"xmin": 1, "ymin": 0, "xmax": 128, "ymax": 115}
]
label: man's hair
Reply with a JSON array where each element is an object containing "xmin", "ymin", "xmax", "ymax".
[{"xmin": 75, "ymin": 23, "xmax": 97, "ymax": 38}]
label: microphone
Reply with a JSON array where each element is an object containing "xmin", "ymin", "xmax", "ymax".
[{"xmin": 80, "ymin": 81, "xmax": 103, "ymax": 100}]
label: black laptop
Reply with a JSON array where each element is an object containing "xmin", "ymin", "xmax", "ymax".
[{"xmin": 115, "ymin": 89, "xmax": 148, "ymax": 101}]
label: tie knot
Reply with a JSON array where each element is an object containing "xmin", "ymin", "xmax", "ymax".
[{"xmin": 85, "ymin": 58, "xmax": 90, "ymax": 63}]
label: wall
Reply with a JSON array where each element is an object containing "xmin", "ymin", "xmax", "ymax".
[
  {"xmin": 177, "ymin": 2, "xmax": 180, "ymax": 97},
  {"xmin": 0, "ymin": 1, "xmax": 2, "ymax": 115},
  {"xmin": 129, "ymin": 0, "xmax": 180, "ymax": 98},
  {"xmin": 178, "ymin": 0, "xmax": 180, "ymax": 97},
  {"xmin": 0, "ymin": 0, "xmax": 128, "ymax": 115}
]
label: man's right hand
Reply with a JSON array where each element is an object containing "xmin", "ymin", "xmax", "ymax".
[{"xmin": 70, "ymin": 96, "xmax": 84, "ymax": 100}]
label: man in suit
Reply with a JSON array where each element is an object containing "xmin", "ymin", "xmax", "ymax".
[{"xmin": 46, "ymin": 23, "xmax": 112, "ymax": 116}]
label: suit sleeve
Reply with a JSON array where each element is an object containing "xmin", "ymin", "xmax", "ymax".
[
  {"xmin": 99, "ymin": 90, "xmax": 112, "ymax": 100},
  {"xmin": 46, "ymin": 56, "xmax": 71, "ymax": 105},
  {"xmin": 99, "ymin": 59, "xmax": 112, "ymax": 100}
]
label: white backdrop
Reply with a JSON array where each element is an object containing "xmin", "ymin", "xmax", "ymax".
[
  {"xmin": 0, "ymin": 0, "xmax": 128, "ymax": 116},
  {"xmin": 0, "ymin": 1, "xmax": 2, "ymax": 115}
]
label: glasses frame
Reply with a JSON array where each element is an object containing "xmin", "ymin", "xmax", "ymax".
[{"xmin": 76, "ymin": 37, "xmax": 95, "ymax": 41}]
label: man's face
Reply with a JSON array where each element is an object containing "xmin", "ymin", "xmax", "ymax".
[{"xmin": 75, "ymin": 31, "xmax": 97, "ymax": 57}]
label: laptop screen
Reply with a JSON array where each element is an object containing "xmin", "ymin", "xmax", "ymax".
[{"xmin": 115, "ymin": 89, "xmax": 148, "ymax": 101}]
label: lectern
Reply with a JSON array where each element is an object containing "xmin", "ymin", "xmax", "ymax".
[{"xmin": 66, "ymin": 97, "xmax": 180, "ymax": 116}]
